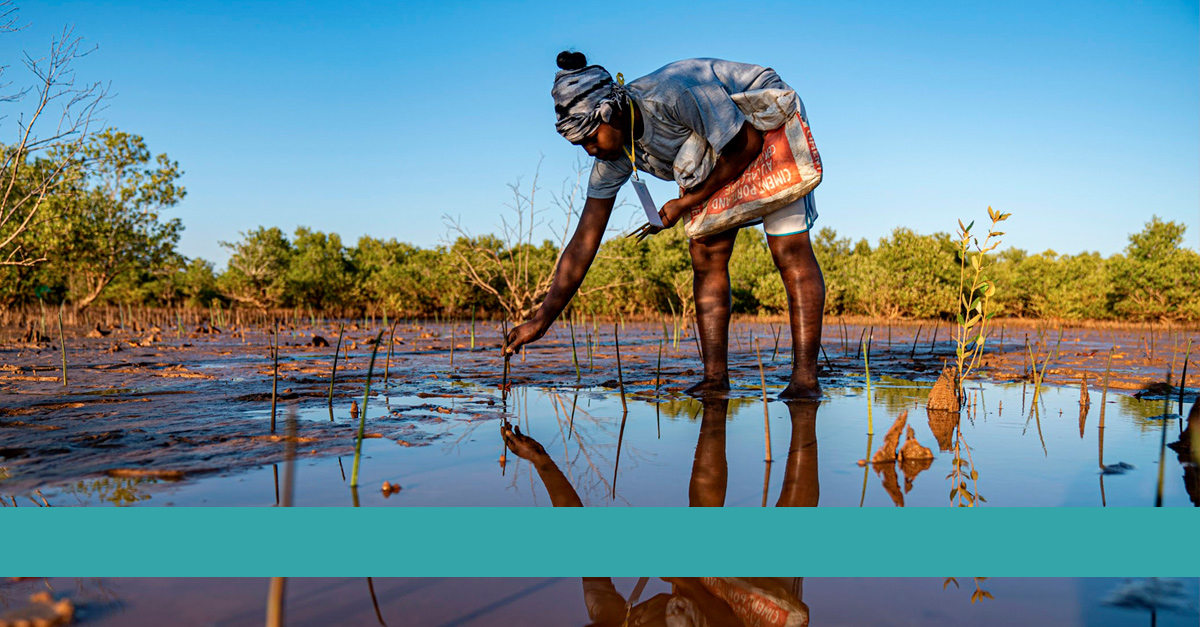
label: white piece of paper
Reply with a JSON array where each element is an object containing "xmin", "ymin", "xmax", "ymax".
[{"xmin": 632, "ymin": 177, "xmax": 663, "ymax": 227}]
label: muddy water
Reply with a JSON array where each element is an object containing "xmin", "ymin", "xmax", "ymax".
[
  {"xmin": 1, "ymin": 321, "xmax": 1196, "ymax": 507},
  {"xmin": 3, "ymin": 577, "xmax": 1196, "ymax": 626}
]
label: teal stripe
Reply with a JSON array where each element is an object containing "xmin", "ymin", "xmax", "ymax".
[{"xmin": 9, "ymin": 509, "xmax": 1198, "ymax": 576}]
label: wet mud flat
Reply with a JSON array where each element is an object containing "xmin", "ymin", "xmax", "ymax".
[
  {"xmin": 1, "ymin": 318, "xmax": 1196, "ymax": 506},
  {"xmin": 2, "ymin": 577, "xmax": 1196, "ymax": 626}
]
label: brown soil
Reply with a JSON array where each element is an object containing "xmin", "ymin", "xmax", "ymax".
[{"xmin": 1, "ymin": 315, "xmax": 1195, "ymax": 498}]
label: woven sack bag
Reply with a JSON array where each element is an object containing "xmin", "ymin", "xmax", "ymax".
[{"xmin": 683, "ymin": 111, "xmax": 822, "ymax": 239}]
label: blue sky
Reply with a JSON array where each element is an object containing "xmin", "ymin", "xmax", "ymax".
[{"xmin": 10, "ymin": 1, "xmax": 1199, "ymax": 267}]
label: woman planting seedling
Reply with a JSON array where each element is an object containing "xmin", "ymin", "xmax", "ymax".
[{"xmin": 505, "ymin": 51, "xmax": 825, "ymax": 398}]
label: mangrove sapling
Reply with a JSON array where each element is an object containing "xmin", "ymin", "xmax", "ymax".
[
  {"xmin": 470, "ymin": 306, "xmax": 476, "ymax": 350},
  {"xmin": 350, "ymin": 330, "xmax": 386, "ymax": 489},
  {"xmin": 450, "ymin": 323, "xmax": 455, "ymax": 367},
  {"xmin": 771, "ymin": 324, "xmax": 783, "ymax": 361},
  {"xmin": 328, "ymin": 322, "xmax": 345, "ymax": 420},
  {"xmin": 950, "ymin": 210, "xmax": 1008, "ymax": 403},
  {"xmin": 57, "ymin": 307, "xmax": 66, "ymax": 387},
  {"xmin": 755, "ymin": 339, "xmax": 773, "ymax": 463}
]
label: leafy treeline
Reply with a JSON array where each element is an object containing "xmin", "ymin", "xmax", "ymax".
[{"xmin": 3, "ymin": 160, "xmax": 1198, "ymax": 323}]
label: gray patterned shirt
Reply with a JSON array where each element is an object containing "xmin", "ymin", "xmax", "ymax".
[{"xmin": 587, "ymin": 58, "xmax": 790, "ymax": 199}]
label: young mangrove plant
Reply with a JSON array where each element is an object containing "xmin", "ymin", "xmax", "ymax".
[
  {"xmin": 350, "ymin": 329, "xmax": 386, "ymax": 488},
  {"xmin": 952, "ymin": 207, "xmax": 1010, "ymax": 404}
]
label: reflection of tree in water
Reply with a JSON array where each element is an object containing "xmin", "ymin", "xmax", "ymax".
[
  {"xmin": 654, "ymin": 396, "xmax": 761, "ymax": 422},
  {"xmin": 1117, "ymin": 395, "xmax": 1185, "ymax": 432},
  {"xmin": 60, "ymin": 477, "xmax": 157, "ymax": 506}
]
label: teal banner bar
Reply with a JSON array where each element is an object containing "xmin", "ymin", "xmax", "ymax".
[{"xmin": 7, "ymin": 509, "xmax": 1196, "ymax": 576}]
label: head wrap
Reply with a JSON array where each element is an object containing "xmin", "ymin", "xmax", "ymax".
[{"xmin": 552, "ymin": 65, "xmax": 628, "ymax": 143}]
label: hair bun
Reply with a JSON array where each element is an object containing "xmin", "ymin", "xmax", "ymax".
[{"xmin": 556, "ymin": 50, "xmax": 587, "ymax": 71}]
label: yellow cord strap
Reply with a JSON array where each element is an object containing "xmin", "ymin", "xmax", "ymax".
[{"xmin": 616, "ymin": 72, "xmax": 638, "ymax": 179}]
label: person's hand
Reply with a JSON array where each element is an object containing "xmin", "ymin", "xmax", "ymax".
[
  {"xmin": 503, "ymin": 318, "xmax": 547, "ymax": 357},
  {"xmin": 628, "ymin": 197, "xmax": 694, "ymax": 242},
  {"xmin": 501, "ymin": 422, "xmax": 548, "ymax": 460}
]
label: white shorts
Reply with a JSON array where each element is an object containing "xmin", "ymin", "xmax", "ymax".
[{"xmin": 761, "ymin": 192, "xmax": 818, "ymax": 237}]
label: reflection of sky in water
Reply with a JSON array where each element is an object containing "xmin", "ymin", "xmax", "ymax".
[
  {"xmin": 4, "ymin": 578, "xmax": 1196, "ymax": 626},
  {"xmin": 23, "ymin": 375, "xmax": 1199, "ymax": 507}
]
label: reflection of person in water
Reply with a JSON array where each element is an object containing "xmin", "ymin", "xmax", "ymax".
[
  {"xmin": 581, "ymin": 577, "xmax": 808, "ymax": 627},
  {"xmin": 500, "ymin": 398, "xmax": 819, "ymax": 507}
]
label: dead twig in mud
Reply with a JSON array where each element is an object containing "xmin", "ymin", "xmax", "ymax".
[
  {"xmin": 612, "ymin": 409, "xmax": 628, "ymax": 501},
  {"xmin": 1156, "ymin": 367, "xmax": 1171, "ymax": 507},
  {"xmin": 1180, "ymin": 339, "xmax": 1191, "ymax": 417},
  {"xmin": 755, "ymin": 339, "xmax": 773, "ymax": 463},
  {"xmin": 820, "ymin": 344, "xmax": 832, "ymax": 371},
  {"xmin": 771, "ymin": 324, "xmax": 783, "ymax": 361},
  {"xmin": 910, "ymin": 324, "xmax": 924, "ymax": 360},
  {"xmin": 266, "ymin": 577, "xmax": 286, "ymax": 627},
  {"xmin": 282, "ymin": 403, "xmax": 297, "ymax": 507},
  {"xmin": 328, "ymin": 322, "xmax": 345, "ymax": 420},
  {"xmin": 500, "ymin": 320, "xmax": 511, "ymax": 403},
  {"xmin": 270, "ymin": 319, "xmax": 280, "ymax": 433},
  {"xmin": 350, "ymin": 329, "xmax": 385, "ymax": 488},
  {"xmin": 57, "ymin": 307, "xmax": 67, "ymax": 387},
  {"xmin": 1099, "ymin": 347, "xmax": 1113, "ymax": 431},
  {"xmin": 569, "ymin": 315, "xmax": 581, "ymax": 381},
  {"xmin": 384, "ymin": 320, "xmax": 397, "ymax": 386},
  {"xmin": 655, "ymin": 339, "xmax": 663, "ymax": 398},
  {"xmin": 863, "ymin": 334, "xmax": 874, "ymax": 435},
  {"xmin": 450, "ymin": 322, "xmax": 455, "ymax": 367},
  {"xmin": 615, "ymin": 323, "xmax": 628, "ymax": 413}
]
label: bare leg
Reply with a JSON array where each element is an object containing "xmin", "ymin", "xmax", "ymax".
[
  {"xmin": 685, "ymin": 228, "xmax": 739, "ymax": 396},
  {"xmin": 767, "ymin": 230, "xmax": 825, "ymax": 399}
]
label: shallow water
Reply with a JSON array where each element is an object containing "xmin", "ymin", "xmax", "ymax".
[
  {"xmin": 36, "ymin": 375, "xmax": 1196, "ymax": 507},
  {"xmin": 3, "ymin": 577, "xmax": 1196, "ymax": 626},
  {"xmin": 4, "ymin": 320, "xmax": 1196, "ymax": 507}
]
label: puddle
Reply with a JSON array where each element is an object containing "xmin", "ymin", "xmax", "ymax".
[
  {"xmin": 2, "ymin": 577, "xmax": 1195, "ymax": 626},
  {"xmin": 2, "ymin": 321, "xmax": 1196, "ymax": 507}
]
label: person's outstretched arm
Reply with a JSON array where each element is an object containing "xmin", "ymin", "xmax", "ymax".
[
  {"xmin": 505, "ymin": 194, "xmax": 616, "ymax": 354},
  {"xmin": 501, "ymin": 423, "xmax": 584, "ymax": 507}
]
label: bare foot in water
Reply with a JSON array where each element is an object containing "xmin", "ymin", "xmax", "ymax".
[
  {"xmin": 778, "ymin": 380, "xmax": 822, "ymax": 400},
  {"xmin": 685, "ymin": 377, "xmax": 731, "ymax": 397}
]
